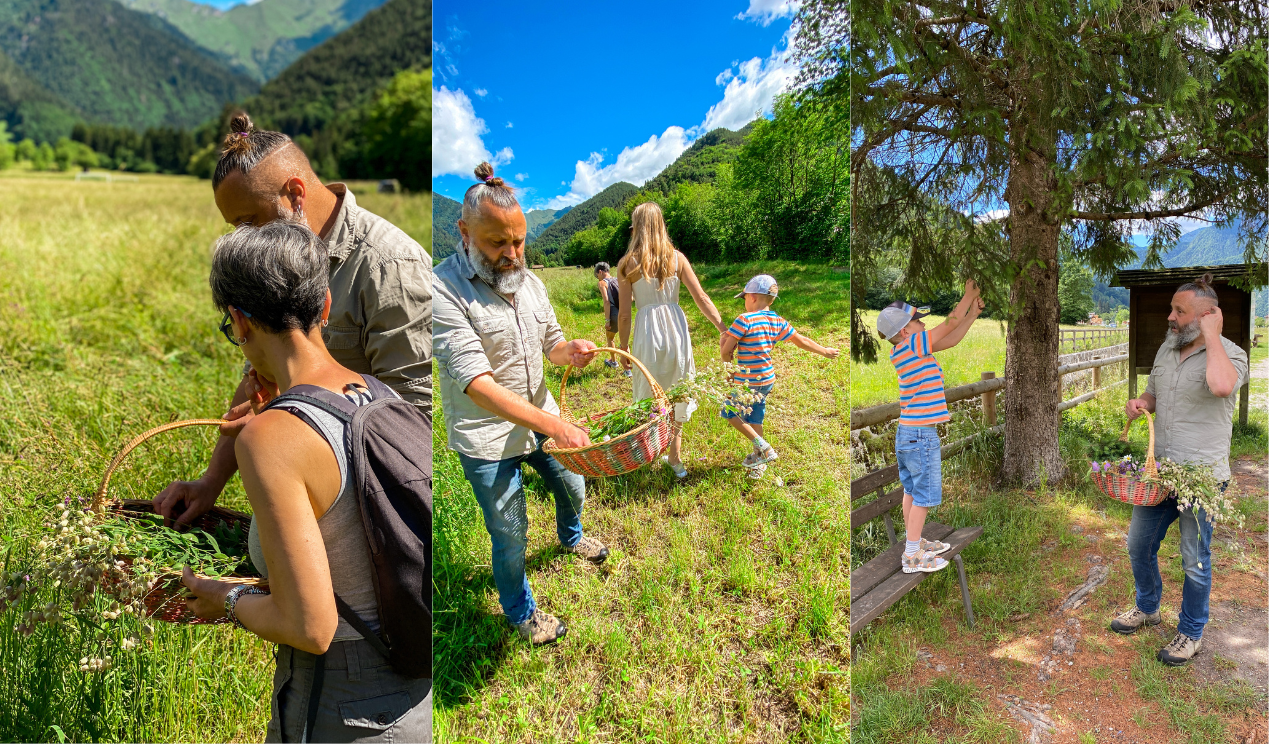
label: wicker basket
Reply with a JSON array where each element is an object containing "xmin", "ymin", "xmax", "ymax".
[
  {"xmin": 93, "ymin": 419, "xmax": 268, "ymax": 625},
  {"xmin": 543, "ymin": 347, "xmax": 675, "ymax": 478},
  {"xmin": 1089, "ymin": 411, "xmax": 1171, "ymax": 507}
]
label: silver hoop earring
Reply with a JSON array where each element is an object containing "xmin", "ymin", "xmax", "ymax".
[
  {"xmin": 236, "ymin": 336, "xmax": 246, "ymax": 345},
  {"xmin": 321, "ymin": 319, "xmax": 329, "ymax": 327}
]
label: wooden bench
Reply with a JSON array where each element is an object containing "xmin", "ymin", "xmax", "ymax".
[{"xmin": 850, "ymin": 463, "xmax": 984, "ymax": 635}]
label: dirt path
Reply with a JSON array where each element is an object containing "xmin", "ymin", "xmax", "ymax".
[
  {"xmin": 913, "ymin": 455, "xmax": 1268, "ymax": 744},
  {"xmin": 1251, "ymin": 357, "xmax": 1268, "ymax": 411}
]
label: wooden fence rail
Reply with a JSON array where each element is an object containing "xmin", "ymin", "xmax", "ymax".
[{"xmin": 1060, "ymin": 328, "xmax": 1127, "ymax": 352}]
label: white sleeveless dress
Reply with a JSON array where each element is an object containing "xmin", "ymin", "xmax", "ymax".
[{"xmin": 630, "ymin": 259, "xmax": 697, "ymax": 422}]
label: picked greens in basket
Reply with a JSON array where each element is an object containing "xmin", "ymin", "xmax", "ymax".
[
  {"xmin": 584, "ymin": 363, "xmax": 763, "ymax": 442},
  {"xmin": 1, "ymin": 501, "xmax": 260, "ymax": 637}
]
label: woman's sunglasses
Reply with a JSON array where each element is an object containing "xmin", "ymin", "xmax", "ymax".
[{"xmin": 218, "ymin": 307, "xmax": 253, "ymax": 346}]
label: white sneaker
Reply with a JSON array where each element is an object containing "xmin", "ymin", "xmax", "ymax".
[{"xmin": 661, "ymin": 455, "xmax": 687, "ymax": 479}]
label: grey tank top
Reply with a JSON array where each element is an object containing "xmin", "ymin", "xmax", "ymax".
[{"xmin": 248, "ymin": 382, "xmax": 385, "ymax": 641}]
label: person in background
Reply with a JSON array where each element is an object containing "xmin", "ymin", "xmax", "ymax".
[
  {"xmin": 154, "ymin": 112, "xmax": 431, "ymax": 528},
  {"xmin": 594, "ymin": 262, "xmax": 629, "ymax": 377}
]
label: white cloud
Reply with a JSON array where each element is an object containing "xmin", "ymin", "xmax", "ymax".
[
  {"xmin": 506, "ymin": 122, "xmax": 514, "ymax": 128},
  {"xmin": 973, "ymin": 209, "xmax": 1009, "ymax": 224},
  {"xmin": 539, "ymin": 35, "xmax": 797, "ymax": 209},
  {"xmin": 474, "ymin": 88, "xmax": 488, "ymax": 97},
  {"xmin": 700, "ymin": 50, "xmax": 797, "ymax": 132},
  {"xmin": 431, "ymin": 86, "xmax": 513, "ymax": 178},
  {"xmin": 515, "ymin": 173, "xmax": 528, "ymax": 182},
  {"xmin": 543, "ymin": 127, "xmax": 691, "ymax": 209},
  {"xmin": 736, "ymin": 0, "xmax": 800, "ymax": 26}
]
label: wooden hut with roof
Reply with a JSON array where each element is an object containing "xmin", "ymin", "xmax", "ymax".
[{"xmin": 1111, "ymin": 264, "xmax": 1261, "ymax": 425}]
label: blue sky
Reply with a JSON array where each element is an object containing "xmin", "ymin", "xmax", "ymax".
[{"xmin": 432, "ymin": 0, "xmax": 800, "ymax": 210}]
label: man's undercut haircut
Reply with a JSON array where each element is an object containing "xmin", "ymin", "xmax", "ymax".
[
  {"xmin": 210, "ymin": 221, "xmax": 329, "ymax": 334},
  {"xmin": 1176, "ymin": 272, "xmax": 1219, "ymax": 307},
  {"xmin": 212, "ymin": 112, "xmax": 295, "ymax": 191},
  {"xmin": 462, "ymin": 162, "xmax": 520, "ymax": 225},
  {"xmin": 594, "ymin": 262, "xmax": 610, "ymax": 274}
]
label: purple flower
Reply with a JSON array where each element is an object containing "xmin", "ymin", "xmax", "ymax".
[{"xmin": 1091, "ymin": 462, "xmax": 1101, "ymax": 473}]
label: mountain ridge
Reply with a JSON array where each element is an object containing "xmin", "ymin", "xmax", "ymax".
[{"xmin": 119, "ymin": 0, "xmax": 386, "ymax": 82}]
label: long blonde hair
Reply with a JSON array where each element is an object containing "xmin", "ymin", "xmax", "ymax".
[{"xmin": 620, "ymin": 202, "xmax": 676, "ymax": 287}]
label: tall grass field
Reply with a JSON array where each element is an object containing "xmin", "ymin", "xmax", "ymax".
[
  {"xmin": 0, "ymin": 170, "xmax": 428, "ymax": 742},
  {"xmin": 433, "ymin": 262, "xmax": 851, "ymax": 742}
]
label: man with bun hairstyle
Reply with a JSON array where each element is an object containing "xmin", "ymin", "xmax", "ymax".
[
  {"xmin": 434, "ymin": 162, "xmax": 608, "ymax": 647},
  {"xmin": 154, "ymin": 112, "xmax": 432, "ymax": 527},
  {"xmin": 1112, "ymin": 273, "xmax": 1248, "ymax": 666}
]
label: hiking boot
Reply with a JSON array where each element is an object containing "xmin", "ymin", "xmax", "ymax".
[
  {"xmin": 1110, "ymin": 607, "xmax": 1162, "ymax": 635},
  {"xmin": 1158, "ymin": 632, "xmax": 1202, "ymax": 666},
  {"xmin": 514, "ymin": 608, "xmax": 567, "ymax": 646},
  {"xmin": 919, "ymin": 537, "xmax": 951, "ymax": 555},
  {"xmin": 569, "ymin": 535, "xmax": 610, "ymax": 563},
  {"xmin": 901, "ymin": 549, "xmax": 949, "ymax": 574}
]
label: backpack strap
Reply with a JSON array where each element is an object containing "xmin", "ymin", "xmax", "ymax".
[{"xmin": 334, "ymin": 593, "xmax": 392, "ymax": 660}]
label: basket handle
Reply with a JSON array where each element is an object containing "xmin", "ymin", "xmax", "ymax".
[
  {"xmin": 557, "ymin": 347, "xmax": 670, "ymax": 425},
  {"xmin": 93, "ymin": 420, "xmax": 227, "ymax": 512},
  {"xmin": 1119, "ymin": 410, "xmax": 1157, "ymax": 478}
]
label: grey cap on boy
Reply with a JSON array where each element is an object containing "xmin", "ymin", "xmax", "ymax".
[
  {"xmin": 736, "ymin": 274, "xmax": 779, "ymax": 298},
  {"xmin": 876, "ymin": 301, "xmax": 930, "ymax": 340}
]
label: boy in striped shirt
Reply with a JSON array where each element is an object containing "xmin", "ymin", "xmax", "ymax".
[
  {"xmin": 721, "ymin": 274, "xmax": 840, "ymax": 479},
  {"xmin": 877, "ymin": 281, "xmax": 984, "ymax": 574}
]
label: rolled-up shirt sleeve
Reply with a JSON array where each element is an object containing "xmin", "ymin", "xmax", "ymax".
[
  {"xmin": 434, "ymin": 276, "xmax": 494, "ymax": 392},
  {"xmin": 361, "ymin": 257, "xmax": 433, "ymax": 411},
  {"xmin": 540, "ymin": 301, "xmax": 566, "ymax": 357}
]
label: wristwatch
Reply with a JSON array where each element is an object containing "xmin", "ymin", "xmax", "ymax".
[{"xmin": 224, "ymin": 584, "xmax": 267, "ymax": 630}]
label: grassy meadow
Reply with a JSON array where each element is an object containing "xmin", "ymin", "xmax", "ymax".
[
  {"xmin": 0, "ymin": 170, "xmax": 428, "ymax": 742},
  {"xmin": 433, "ymin": 262, "xmax": 851, "ymax": 743},
  {"xmin": 850, "ymin": 311, "xmax": 1269, "ymax": 740}
]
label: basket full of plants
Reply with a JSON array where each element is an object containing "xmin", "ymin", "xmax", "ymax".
[
  {"xmin": 1089, "ymin": 411, "xmax": 1242, "ymax": 527},
  {"xmin": 544, "ymin": 348, "xmax": 761, "ymax": 478},
  {"xmin": 2, "ymin": 419, "xmax": 267, "ymax": 635}
]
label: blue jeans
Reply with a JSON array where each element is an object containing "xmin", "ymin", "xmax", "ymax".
[
  {"xmin": 457, "ymin": 433, "xmax": 586, "ymax": 626},
  {"xmin": 719, "ymin": 383, "xmax": 774, "ymax": 425},
  {"xmin": 1126, "ymin": 486, "xmax": 1224, "ymax": 639},
  {"xmin": 895, "ymin": 425, "xmax": 942, "ymax": 507}
]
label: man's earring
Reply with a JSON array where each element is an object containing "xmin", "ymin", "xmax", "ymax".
[
  {"xmin": 236, "ymin": 336, "xmax": 247, "ymax": 345},
  {"xmin": 321, "ymin": 319, "xmax": 329, "ymax": 327}
]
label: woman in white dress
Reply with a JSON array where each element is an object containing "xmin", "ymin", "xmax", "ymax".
[{"xmin": 616, "ymin": 202, "xmax": 726, "ymax": 478}]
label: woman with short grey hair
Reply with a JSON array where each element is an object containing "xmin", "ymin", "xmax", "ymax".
[{"xmin": 181, "ymin": 220, "xmax": 430, "ymax": 742}]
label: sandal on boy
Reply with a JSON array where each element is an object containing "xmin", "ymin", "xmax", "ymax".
[
  {"xmin": 660, "ymin": 455, "xmax": 688, "ymax": 479},
  {"xmin": 919, "ymin": 537, "xmax": 951, "ymax": 555},
  {"xmin": 901, "ymin": 549, "xmax": 949, "ymax": 574}
]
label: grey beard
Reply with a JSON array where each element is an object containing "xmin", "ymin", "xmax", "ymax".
[
  {"xmin": 468, "ymin": 242, "xmax": 527, "ymax": 295},
  {"xmin": 1164, "ymin": 321, "xmax": 1202, "ymax": 350}
]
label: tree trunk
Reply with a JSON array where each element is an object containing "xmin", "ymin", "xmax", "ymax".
[{"xmin": 1000, "ymin": 126, "xmax": 1065, "ymax": 485}]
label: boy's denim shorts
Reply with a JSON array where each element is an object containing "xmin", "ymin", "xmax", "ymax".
[
  {"xmin": 720, "ymin": 384, "xmax": 773, "ymax": 425},
  {"xmin": 895, "ymin": 425, "xmax": 942, "ymax": 507}
]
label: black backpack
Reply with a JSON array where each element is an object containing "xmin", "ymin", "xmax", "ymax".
[{"xmin": 264, "ymin": 375, "xmax": 431, "ymax": 681}]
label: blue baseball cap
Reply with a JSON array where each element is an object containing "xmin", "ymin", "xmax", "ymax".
[{"xmin": 876, "ymin": 301, "xmax": 930, "ymax": 340}]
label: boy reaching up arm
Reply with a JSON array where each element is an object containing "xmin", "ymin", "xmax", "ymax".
[
  {"xmin": 720, "ymin": 274, "xmax": 839, "ymax": 479},
  {"xmin": 876, "ymin": 282, "xmax": 985, "ymax": 575}
]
